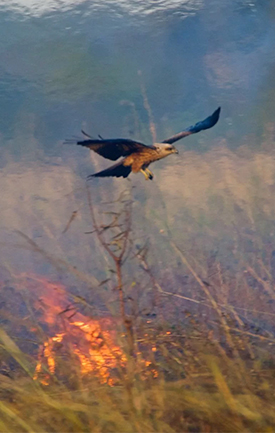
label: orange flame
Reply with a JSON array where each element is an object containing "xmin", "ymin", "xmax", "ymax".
[
  {"xmin": 34, "ymin": 319, "xmax": 126, "ymax": 385},
  {"xmin": 7, "ymin": 273, "xmax": 158, "ymax": 385},
  {"xmin": 9, "ymin": 273, "xmax": 126, "ymax": 385}
]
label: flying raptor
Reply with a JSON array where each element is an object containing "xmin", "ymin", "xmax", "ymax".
[{"xmin": 67, "ymin": 107, "xmax": 220, "ymax": 181}]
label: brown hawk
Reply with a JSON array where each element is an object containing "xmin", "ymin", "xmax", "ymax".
[{"xmin": 66, "ymin": 107, "xmax": 220, "ymax": 180}]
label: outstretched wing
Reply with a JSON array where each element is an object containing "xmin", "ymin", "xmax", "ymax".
[
  {"xmin": 88, "ymin": 161, "xmax": 132, "ymax": 179},
  {"xmin": 162, "ymin": 107, "xmax": 221, "ymax": 145},
  {"xmin": 65, "ymin": 137, "xmax": 155, "ymax": 161}
]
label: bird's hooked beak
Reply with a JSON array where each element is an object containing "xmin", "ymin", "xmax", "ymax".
[{"xmin": 173, "ymin": 148, "xmax": 179, "ymax": 154}]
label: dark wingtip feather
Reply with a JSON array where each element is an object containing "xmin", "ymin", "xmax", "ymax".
[
  {"xmin": 201, "ymin": 106, "xmax": 221, "ymax": 129},
  {"xmin": 211, "ymin": 106, "xmax": 221, "ymax": 126},
  {"xmin": 189, "ymin": 106, "xmax": 221, "ymax": 134}
]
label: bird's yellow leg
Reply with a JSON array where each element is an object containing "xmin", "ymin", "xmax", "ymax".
[
  {"xmin": 140, "ymin": 169, "xmax": 150, "ymax": 180},
  {"xmin": 145, "ymin": 168, "xmax": 154, "ymax": 180}
]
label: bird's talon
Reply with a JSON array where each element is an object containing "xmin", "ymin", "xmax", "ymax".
[
  {"xmin": 146, "ymin": 169, "xmax": 154, "ymax": 180},
  {"xmin": 141, "ymin": 169, "xmax": 151, "ymax": 180}
]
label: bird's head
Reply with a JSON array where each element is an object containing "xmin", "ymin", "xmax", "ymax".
[{"xmin": 155, "ymin": 143, "xmax": 179, "ymax": 157}]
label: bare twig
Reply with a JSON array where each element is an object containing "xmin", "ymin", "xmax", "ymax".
[
  {"xmin": 138, "ymin": 70, "xmax": 157, "ymax": 143},
  {"xmin": 86, "ymin": 184, "xmax": 133, "ymax": 334},
  {"xmin": 62, "ymin": 210, "xmax": 78, "ymax": 234}
]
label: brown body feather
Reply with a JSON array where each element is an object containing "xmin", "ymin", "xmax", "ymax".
[{"xmin": 124, "ymin": 148, "xmax": 159, "ymax": 173}]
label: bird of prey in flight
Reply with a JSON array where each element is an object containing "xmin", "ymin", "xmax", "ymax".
[{"xmin": 66, "ymin": 107, "xmax": 220, "ymax": 181}]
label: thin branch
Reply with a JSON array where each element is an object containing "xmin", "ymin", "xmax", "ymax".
[
  {"xmin": 86, "ymin": 184, "xmax": 117, "ymax": 262},
  {"xmin": 138, "ymin": 70, "xmax": 157, "ymax": 143}
]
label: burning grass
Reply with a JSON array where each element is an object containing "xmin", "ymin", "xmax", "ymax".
[{"xmin": 0, "ymin": 305, "xmax": 275, "ymax": 432}]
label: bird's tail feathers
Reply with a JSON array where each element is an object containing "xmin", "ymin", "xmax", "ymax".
[{"xmin": 88, "ymin": 161, "xmax": 131, "ymax": 179}]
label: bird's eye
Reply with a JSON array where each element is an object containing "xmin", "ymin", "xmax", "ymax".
[{"xmin": 166, "ymin": 146, "xmax": 172, "ymax": 151}]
